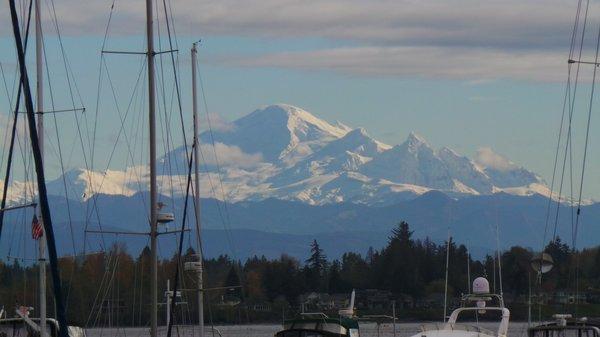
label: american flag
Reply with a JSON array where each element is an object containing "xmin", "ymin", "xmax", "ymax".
[{"xmin": 31, "ymin": 215, "xmax": 43, "ymax": 240}]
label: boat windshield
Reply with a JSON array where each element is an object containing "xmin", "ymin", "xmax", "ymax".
[
  {"xmin": 276, "ymin": 332, "xmax": 330, "ymax": 337},
  {"xmin": 275, "ymin": 325, "xmax": 358, "ymax": 337},
  {"xmin": 420, "ymin": 323, "xmax": 494, "ymax": 335}
]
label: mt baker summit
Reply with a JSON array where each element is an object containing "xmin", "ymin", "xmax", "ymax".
[{"xmin": 4, "ymin": 104, "xmax": 549, "ymax": 205}]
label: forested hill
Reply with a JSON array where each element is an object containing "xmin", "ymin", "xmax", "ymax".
[{"xmin": 1, "ymin": 221, "xmax": 598, "ymax": 325}]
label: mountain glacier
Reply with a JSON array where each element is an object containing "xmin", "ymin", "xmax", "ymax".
[{"xmin": 2, "ymin": 104, "xmax": 549, "ymax": 206}]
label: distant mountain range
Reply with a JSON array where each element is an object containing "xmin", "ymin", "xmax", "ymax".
[
  {"xmin": 3, "ymin": 104, "xmax": 552, "ymax": 206},
  {"xmin": 0, "ymin": 104, "xmax": 593, "ymax": 260},
  {"xmin": 0, "ymin": 192, "xmax": 595, "ymax": 261}
]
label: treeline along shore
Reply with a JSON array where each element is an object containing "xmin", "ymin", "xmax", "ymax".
[{"xmin": 1, "ymin": 221, "xmax": 599, "ymax": 325}]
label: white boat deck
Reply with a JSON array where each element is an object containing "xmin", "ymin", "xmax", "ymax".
[{"xmin": 84, "ymin": 322, "xmax": 531, "ymax": 337}]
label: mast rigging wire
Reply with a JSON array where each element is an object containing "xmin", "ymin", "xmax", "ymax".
[
  {"xmin": 543, "ymin": 0, "xmax": 588, "ymax": 249},
  {"xmin": 0, "ymin": 0, "xmax": 33, "ymax": 240},
  {"xmin": 567, "ymin": 8, "xmax": 600, "ymax": 314},
  {"xmin": 166, "ymin": 143, "xmax": 195, "ymax": 337},
  {"xmin": 539, "ymin": 0, "xmax": 599, "ymax": 317}
]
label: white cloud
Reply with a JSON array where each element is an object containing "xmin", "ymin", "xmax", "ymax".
[
  {"xmin": 0, "ymin": 0, "xmax": 588, "ymax": 82},
  {"xmin": 475, "ymin": 147, "xmax": 517, "ymax": 172},
  {"xmin": 202, "ymin": 113, "xmax": 235, "ymax": 133},
  {"xmin": 1, "ymin": 0, "xmax": 578, "ymax": 50},
  {"xmin": 218, "ymin": 46, "xmax": 567, "ymax": 82},
  {"xmin": 200, "ymin": 142, "xmax": 263, "ymax": 169}
]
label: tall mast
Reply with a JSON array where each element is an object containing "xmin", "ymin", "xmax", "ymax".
[
  {"xmin": 145, "ymin": 0, "xmax": 158, "ymax": 336},
  {"xmin": 8, "ymin": 2, "xmax": 68, "ymax": 336},
  {"xmin": 34, "ymin": 0, "xmax": 47, "ymax": 335},
  {"xmin": 191, "ymin": 42, "xmax": 205, "ymax": 337}
]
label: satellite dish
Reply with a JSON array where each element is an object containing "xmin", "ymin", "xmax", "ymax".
[
  {"xmin": 530, "ymin": 253, "xmax": 554, "ymax": 274},
  {"xmin": 157, "ymin": 212, "xmax": 175, "ymax": 224}
]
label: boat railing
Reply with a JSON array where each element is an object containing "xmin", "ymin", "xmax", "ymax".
[
  {"xmin": 420, "ymin": 322, "xmax": 494, "ymax": 335},
  {"xmin": 300, "ymin": 312, "xmax": 330, "ymax": 319},
  {"xmin": 446, "ymin": 306, "xmax": 510, "ymax": 337}
]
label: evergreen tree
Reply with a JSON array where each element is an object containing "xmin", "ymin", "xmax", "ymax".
[
  {"xmin": 545, "ymin": 237, "xmax": 572, "ymax": 289},
  {"xmin": 328, "ymin": 260, "xmax": 345, "ymax": 293},
  {"xmin": 306, "ymin": 239, "xmax": 327, "ymax": 273},
  {"xmin": 380, "ymin": 221, "xmax": 422, "ymax": 296},
  {"xmin": 366, "ymin": 247, "xmax": 375, "ymax": 265},
  {"xmin": 389, "ymin": 221, "xmax": 413, "ymax": 247},
  {"xmin": 305, "ymin": 239, "xmax": 328, "ymax": 291},
  {"xmin": 501, "ymin": 246, "xmax": 532, "ymax": 296},
  {"xmin": 341, "ymin": 252, "xmax": 369, "ymax": 289},
  {"xmin": 591, "ymin": 248, "xmax": 600, "ymax": 279}
]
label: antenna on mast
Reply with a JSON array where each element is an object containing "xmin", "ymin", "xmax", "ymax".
[
  {"xmin": 466, "ymin": 243, "xmax": 471, "ymax": 295},
  {"xmin": 495, "ymin": 221, "xmax": 504, "ymax": 308},
  {"xmin": 443, "ymin": 227, "xmax": 450, "ymax": 322}
]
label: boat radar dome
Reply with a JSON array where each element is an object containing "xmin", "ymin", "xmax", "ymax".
[{"xmin": 472, "ymin": 277, "xmax": 490, "ymax": 294}]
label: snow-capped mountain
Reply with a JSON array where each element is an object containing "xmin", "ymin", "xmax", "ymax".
[
  {"xmin": 199, "ymin": 104, "xmax": 351, "ymax": 166},
  {"xmin": 361, "ymin": 133, "xmax": 458, "ymax": 191},
  {"xmin": 3, "ymin": 104, "xmax": 550, "ymax": 206},
  {"xmin": 269, "ymin": 127, "xmax": 390, "ymax": 186}
]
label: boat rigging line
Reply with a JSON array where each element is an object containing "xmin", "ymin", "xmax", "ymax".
[
  {"xmin": 0, "ymin": 0, "xmax": 33, "ymax": 239},
  {"xmin": 443, "ymin": 227, "xmax": 450, "ymax": 323},
  {"xmin": 537, "ymin": 0, "xmax": 600, "ymax": 319},
  {"xmin": 166, "ymin": 137, "xmax": 195, "ymax": 337},
  {"xmin": 543, "ymin": 0, "xmax": 588, "ymax": 250}
]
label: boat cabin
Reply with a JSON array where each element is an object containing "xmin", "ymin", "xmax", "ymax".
[
  {"xmin": 528, "ymin": 316, "xmax": 600, "ymax": 337},
  {"xmin": 275, "ymin": 314, "xmax": 360, "ymax": 337}
]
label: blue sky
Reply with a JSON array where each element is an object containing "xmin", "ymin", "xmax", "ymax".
[{"xmin": 1, "ymin": 0, "xmax": 600, "ymax": 198}]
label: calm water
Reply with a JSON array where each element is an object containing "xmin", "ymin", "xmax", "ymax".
[{"xmin": 86, "ymin": 322, "xmax": 531, "ymax": 337}]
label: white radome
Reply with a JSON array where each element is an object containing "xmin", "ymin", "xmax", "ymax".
[{"xmin": 473, "ymin": 277, "xmax": 490, "ymax": 294}]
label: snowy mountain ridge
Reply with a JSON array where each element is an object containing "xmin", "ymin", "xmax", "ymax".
[{"xmin": 1, "ymin": 104, "xmax": 558, "ymax": 206}]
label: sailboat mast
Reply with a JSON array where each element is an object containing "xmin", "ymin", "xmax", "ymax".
[
  {"xmin": 34, "ymin": 0, "xmax": 47, "ymax": 335},
  {"xmin": 191, "ymin": 42, "xmax": 204, "ymax": 337},
  {"xmin": 35, "ymin": 0, "xmax": 46, "ymax": 337},
  {"xmin": 8, "ymin": 2, "xmax": 68, "ymax": 336},
  {"xmin": 145, "ymin": 0, "xmax": 158, "ymax": 335}
]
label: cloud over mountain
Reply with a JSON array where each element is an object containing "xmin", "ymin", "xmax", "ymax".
[{"xmin": 475, "ymin": 147, "xmax": 517, "ymax": 172}]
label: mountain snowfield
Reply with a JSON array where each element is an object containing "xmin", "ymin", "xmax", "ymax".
[{"xmin": 2, "ymin": 104, "xmax": 554, "ymax": 205}]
